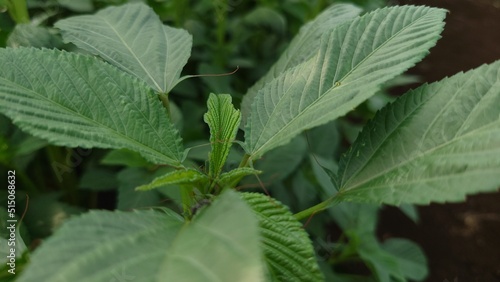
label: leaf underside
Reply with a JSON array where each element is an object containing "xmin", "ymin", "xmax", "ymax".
[
  {"xmin": 18, "ymin": 191, "xmax": 265, "ymax": 282},
  {"xmin": 55, "ymin": 3, "xmax": 192, "ymax": 93},
  {"xmin": 0, "ymin": 48, "xmax": 184, "ymax": 166},
  {"xmin": 338, "ymin": 60, "xmax": 500, "ymax": 205},
  {"xmin": 163, "ymin": 191, "xmax": 265, "ymax": 282},
  {"xmin": 240, "ymin": 3, "xmax": 363, "ymax": 123},
  {"xmin": 244, "ymin": 6, "xmax": 446, "ymax": 159},
  {"xmin": 17, "ymin": 209, "xmax": 184, "ymax": 282}
]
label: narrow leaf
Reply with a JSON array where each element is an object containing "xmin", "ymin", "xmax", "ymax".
[
  {"xmin": 55, "ymin": 3, "xmax": 192, "ymax": 93},
  {"xmin": 241, "ymin": 3, "xmax": 363, "ymax": 122},
  {"xmin": 242, "ymin": 192, "xmax": 324, "ymax": 282},
  {"xmin": 338, "ymin": 60, "xmax": 500, "ymax": 204},
  {"xmin": 204, "ymin": 93, "xmax": 241, "ymax": 178},
  {"xmin": 135, "ymin": 169, "xmax": 209, "ymax": 191},
  {"xmin": 0, "ymin": 48, "xmax": 184, "ymax": 166},
  {"xmin": 244, "ymin": 6, "xmax": 446, "ymax": 159}
]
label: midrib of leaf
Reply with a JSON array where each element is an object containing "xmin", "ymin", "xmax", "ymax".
[
  {"xmin": 332, "ymin": 9, "xmax": 421, "ymax": 85},
  {"xmin": 350, "ymin": 166, "xmax": 499, "ymax": 192},
  {"xmin": 2, "ymin": 57, "xmax": 179, "ymax": 164},
  {"xmin": 101, "ymin": 17, "xmax": 163, "ymax": 92},
  {"xmin": 250, "ymin": 9, "xmax": 438, "ymax": 158},
  {"xmin": 250, "ymin": 66, "xmax": 312, "ymax": 157},
  {"xmin": 340, "ymin": 80, "xmax": 500, "ymax": 191},
  {"xmin": 418, "ymin": 75, "xmax": 476, "ymax": 145},
  {"xmin": 51, "ymin": 219, "xmax": 180, "ymax": 281}
]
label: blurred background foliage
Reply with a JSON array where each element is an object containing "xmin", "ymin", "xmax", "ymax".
[{"xmin": 1, "ymin": 0, "xmax": 430, "ymax": 280}]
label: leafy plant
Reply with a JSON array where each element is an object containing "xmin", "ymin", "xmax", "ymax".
[{"xmin": 0, "ymin": 2, "xmax": 499, "ymax": 281}]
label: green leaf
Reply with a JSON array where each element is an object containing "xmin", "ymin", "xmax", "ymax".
[
  {"xmin": 242, "ymin": 192, "xmax": 324, "ymax": 282},
  {"xmin": 354, "ymin": 232, "xmax": 402, "ymax": 282},
  {"xmin": 55, "ymin": 3, "xmax": 192, "ymax": 93},
  {"xmin": 100, "ymin": 149, "xmax": 150, "ymax": 168},
  {"xmin": 57, "ymin": 0, "xmax": 93, "ymax": 12},
  {"xmin": 244, "ymin": 6, "xmax": 446, "ymax": 159},
  {"xmin": 338, "ymin": 60, "xmax": 500, "ymax": 204},
  {"xmin": 398, "ymin": 204, "xmax": 419, "ymax": 223},
  {"xmin": 243, "ymin": 7, "xmax": 287, "ymax": 36},
  {"xmin": 17, "ymin": 209, "xmax": 183, "ymax": 282},
  {"xmin": 162, "ymin": 191, "xmax": 265, "ymax": 281},
  {"xmin": 21, "ymin": 193, "xmax": 84, "ymax": 239},
  {"xmin": 218, "ymin": 167, "xmax": 261, "ymax": 188},
  {"xmin": 18, "ymin": 191, "xmax": 265, "ymax": 281},
  {"xmin": 241, "ymin": 3, "xmax": 363, "ymax": 122},
  {"xmin": 79, "ymin": 167, "xmax": 118, "ymax": 191},
  {"xmin": 328, "ymin": 202, "xmax": 379, "ymax": 233},
  {"xmin": 204, "ymin": 93, "xmax": 241, "ymax": 178},
  {"xmin": 241, "ymin": 135, "xmax": 307, "ymax": 186},
  {"xmin": 310, "ymin": 154, "xmax": 338, "ymax": 196},
  {"xmin": 117, "ymin": 167, "xmax": 165, "ymax": 210},
  {"xmin": 7, "ymin": 24, "xmax": 63, "ymax": 48},
  {"xmin": 0, "ymin": 48, "xmax": 184, "ymax": 166},
  {"xmin": 136, "ymin": 168, "xmax": 209, "ymax": 191},
  {"xmin": 382, "ymin": 238, "xmax": 428, "ymax": 281},
  {"xmin": 307, "ymin": 121, "xmax": 341, "ymax": 157}
]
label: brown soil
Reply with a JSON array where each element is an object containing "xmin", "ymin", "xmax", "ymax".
[{"xmin": 379, "ymin": 1, "xmax": 500, "ymax": 281}]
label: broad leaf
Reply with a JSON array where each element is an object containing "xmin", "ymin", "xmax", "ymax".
[
  {"xmin": 244, "ymin": 6, "xmax": 446, "ymax": 159},
  {"xmin": 18, "ymin": 191, "xmax": 265, "ymax": 282},
  {"xmin": 338, "ymin": 60, "xmax": 500, "ymax": 204},
  {"xmin": 382, "ymin": 238, "xmax": 428, "ymax": 281},
  {"xmin": 241, "ymin": 135, "xmax": 307, "ymax": 187},
  {"xmin": 0, "ymin": 48, "xmax": 184, "ymax": 166},
  {"xmin": 101, "ymin": 149, "xmax": 150, "ymax": 168},
  {"xmin": 242, "ymin": 193, "xmax": 324, "ymax": 282},
  {"xmin": 7, "ymin": 24, "xmax": 63, "ymax": 48},
  {"xmin": 55, "ymin": 3, "xmax": 192, "ymax": 93},
  {"xmin": 241, "ymin": 3, "xmax": 363, "ymax": 122},
  {"xmin": 17, "ymin": 209, "xmax": 185, "ymax": 282},
  {"xmin": 136, "ymin": 169, "xmax": 209, "ymax": 191},
  {"xmin": 162, "ymin": 191, "xmax": 265, "ymax": 281},
  {"xmin": 79, "ymin": 167, "xmax": 118, "ymax": 191},
  {"xmin": 204, "ymin": 94, "xmax": 241, "ymax": 178},
  {"xmin": 116, "ymin": 167, "xmax": 173, "ymax": 210},
  {"xmin": 353, "ymin": 232, "xmax": 403, "ymax": 282}
]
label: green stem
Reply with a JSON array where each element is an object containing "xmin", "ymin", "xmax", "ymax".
[
  {"xmin": 294, "ymin": 195, "xmax": 340, "ymax": 220},
  {"xmin": 159, "ymin": 93, "xmax": 171, "ymax": 118},
  {"xmin": 180, "ymin": 185, "xmax": 193, "ymax": 219},
  {"xmin": 238, "ymin": 153, "xmax": 251, "ymax": 169},
  {"xmin": 6, "ymin": 0, "xmax": 30, "ymax": 24},
  {"xmin": 223, "ymin": 153, "xmax": 251, "ymax": 190}
]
